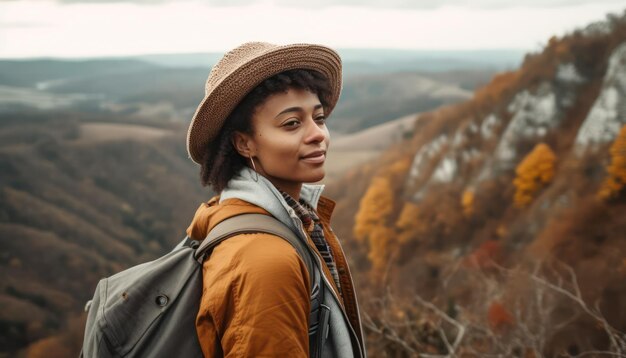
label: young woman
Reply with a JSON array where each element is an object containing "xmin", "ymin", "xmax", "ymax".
[{"xmin": 185, "ymin": 42, "xmax": 366, "ymax": 357}]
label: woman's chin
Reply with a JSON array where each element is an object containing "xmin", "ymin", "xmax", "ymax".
[{"xmin": 304, "ymin": 169, "xmax": 326, "ymax": 183}]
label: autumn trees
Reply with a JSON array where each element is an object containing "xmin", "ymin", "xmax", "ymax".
[
  {"xmin": 599, "ymin": 124, "xmax": 626, "ymax": 200},
  {"xmin": 513, "ymin": 143, "xmax": 557, "ymax": 207},
  {"xmin": 353, "ymin": 157, "xmax": 412, "ymax": 274},
  {"xmin": 354, "ymin": 176, "xmax": 394, "ymax": 244},
  {"xmin": 354, "ymin": 175, "xmax": 396, "ymax": 273}
]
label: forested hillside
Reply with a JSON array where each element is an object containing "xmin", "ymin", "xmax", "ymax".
[
  {"xmin": 0, "ymin": 112, "xmax": 205, "ymax": 356},
  {"xmin": 325, "ymin": 11, "xmax": 626, "ymax": 357}
]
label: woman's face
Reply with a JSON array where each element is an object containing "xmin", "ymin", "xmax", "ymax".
[{"xmin": 233, "ymin": 87, "xmax": 330, "ymax": 197}]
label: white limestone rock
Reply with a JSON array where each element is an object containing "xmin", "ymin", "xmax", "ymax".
[
  {"xmin": 480, "ymin": 114, "xmax": 498, "ymax": 139},
  {"xmin": 408, "ymin": 135, "xmax": 448, "ymax": 181},
  {"xmin": 494, "ymin": 82, "xmax": 558, "ymax": 166},
  {"xmin": 575, "ymin": 42, "xmax": 626, "ymax": 148},
  {"xmin": 452, "ymin": 128, "xmax": 465, "ymax": 147},
  {"xmin": 431, "ymin": 156, "xmax": 457, "ymax": 183},
  {"xmin": 461, "ymin": 148, "xmax": 481, "ymax": 163},
  {"xmin": 556, "ymin": 63, "xmax": 585, "ymax": 84}
]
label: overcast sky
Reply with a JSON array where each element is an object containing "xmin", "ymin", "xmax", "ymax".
[{"xmin": 0, "ymin": 0, "xmax": 624, "ymax": 58}]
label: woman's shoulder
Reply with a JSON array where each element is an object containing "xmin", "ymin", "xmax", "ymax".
[
  {"xmin": 187, "ymin": 196, "xmax": 271, "ymax": 240},
  {"xmin": 205, "ymin": 232, "xmax": 308, "ymax": 279},
  {"xmin": 217, "ymin": 232, "xmax": 300, "ymax": 261},
  {"xmin": 202, "ymin": 232, "xmax": 311, "ymax": 299}
]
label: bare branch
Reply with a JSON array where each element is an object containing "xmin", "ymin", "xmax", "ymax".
[
  {"xmin": 570, "ymin": 350, "xmax": 626, "ymax": 357},
  {"xmin": 361, "ymin": 310, "xmax": 418, "ymax": 355},
  {"xmin": 413, "ymin": 294, "xmax": 466, "ymax": 356}
]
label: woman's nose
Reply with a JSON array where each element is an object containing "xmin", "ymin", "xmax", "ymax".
[{"xmin": 305, "ymin": 117, "xmax": 327, "ymax": 143}]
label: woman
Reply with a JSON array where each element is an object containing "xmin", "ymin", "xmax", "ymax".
[{"xmin": 185, "ymin": 42, "xmax": 366, "ymax": 357}]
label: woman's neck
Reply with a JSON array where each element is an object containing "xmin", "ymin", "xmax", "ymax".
[
  {"xmin": 266, "ymin": 176, "xmax": 301, "ymax": 201},
  {"xmin": 248, "ymin": 165, "xmax": 302, "ymax": 201},
  {"xmin": 274, "ymin": 182, "xmax": 302, "ymax": 202}
]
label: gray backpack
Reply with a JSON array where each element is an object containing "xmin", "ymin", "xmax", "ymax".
[{"xmin": 81, "ymin": 213, "xmax": 328, "ymax": 357}]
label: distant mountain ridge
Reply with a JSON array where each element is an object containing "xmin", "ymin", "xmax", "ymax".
[
  {"xmin": 0, "ymin": 55, "xmax": 490, "ymax": 135},
  {"xmin": 5, "ymin": 48, "xmax": 524, "ymax": 72}
]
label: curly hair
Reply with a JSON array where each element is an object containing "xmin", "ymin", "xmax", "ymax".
[{"xmin": 200, "ymin": 69, "xmax": 332, "ymax": 193}]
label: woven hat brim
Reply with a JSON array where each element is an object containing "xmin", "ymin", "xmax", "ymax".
[{"xmin": 187, "ymin": 44, "xmax": 342, "ymax": 164}]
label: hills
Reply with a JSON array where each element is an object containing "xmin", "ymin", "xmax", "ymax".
[
  {"xmin": 0, "ymin": 109, "xmax": 207, "ymax": 355},
  {"xmin": 0, "ymin": 49, "xmax": 509, "ymax": 135},
  {"xmin": 324, "ymin": 10, "xmax": 626, "ymax": 356},
  {"xmin": 1, "ymin": 11, "xmax": 625, "ymax": 357},
  {"xmin": 0, "ymin": 45, "xmax": 497, "ymax": 357}
]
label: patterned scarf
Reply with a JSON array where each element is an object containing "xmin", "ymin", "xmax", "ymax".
[{"xmin": 279, "ymin": 189, "xmax": 342, "ymax": 296}]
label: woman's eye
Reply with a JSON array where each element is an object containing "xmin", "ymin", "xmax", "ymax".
[
  {"xmin": 284, "ymin": 120, "xmax": 300, "ymax": 128},
  {"xmin": 315, "ymin": 116, "xmax": 326, "ymax": 123}
]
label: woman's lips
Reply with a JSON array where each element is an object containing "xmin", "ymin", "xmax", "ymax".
[{"xmin": 300, "ymin": 152, "xmax": 326, "ymax": 164}]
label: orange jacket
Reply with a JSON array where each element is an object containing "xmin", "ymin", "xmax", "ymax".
[{"xmin": 187, "ymin": 193, "xmax": 365, "ymax": 357}]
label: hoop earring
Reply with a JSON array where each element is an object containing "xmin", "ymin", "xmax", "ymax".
[{"xmin": 249, "ymin": 155, "xmax": 259, "ymax": 182}]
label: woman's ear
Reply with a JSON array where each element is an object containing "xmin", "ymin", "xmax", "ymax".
[{"xmin": 231, "ymin": 131, "xmax": 254, "ymax": 157}]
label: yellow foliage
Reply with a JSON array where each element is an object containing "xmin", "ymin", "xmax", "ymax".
[
  {"xmin": 395, "ymin": 202, "xmax": 421, "ymax": 244},
  {"xmin": 353, "ymin": 176, "xmax": 394, "ymax": 243},
  {"xmin": 395, "ymin": 202, "xmax": 420, "ymax": 231},
  {"xmin": 461, "ymin": 190, "xmax": 475, "ymax": 216},
  {"xmin": 598, "ymin": 125, "xmax": 626, "ymax": 200},
  {"xmin": 513, "ymin": 143, "xmax": 557, "ymax": 208},
  {"xmin": 367, "ymin": 225, "xmax": 397, "ymax": 274}
]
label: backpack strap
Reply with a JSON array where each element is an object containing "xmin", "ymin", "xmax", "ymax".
[
  {"xmin": 193, "ymin": 213, "xmax": 327, "ymax": 355},
  {"xmin": 194, "ymin": 214, "xmax": 317, "ymax": 303},
  {"xmin": 194, "ymin": 214, "xmax": 313, "ymax": 283}
]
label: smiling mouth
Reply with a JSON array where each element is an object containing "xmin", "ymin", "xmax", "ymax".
[{"xmin": 300, "ymin": 152, "xmax": 326, "ymax": 163}]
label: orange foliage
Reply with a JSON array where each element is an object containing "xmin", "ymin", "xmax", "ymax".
[
  {"xmin": 461, "ymin": 189, "xmax": 475, "ymax": 217},
  {"xmin": 487, "ymin": 301, "xmax": 515, "ymax": 332},
  {"xmin": 473, "ymin": 70, "xmax": 521, "ymax": 109},
  {"xmin": 547, "ymin": 35, "xmax": 572, "ymax": 62},
  {"xmin": 598, "ymin": 124, "xmax": 626, "ymax": 200},
  {"xmin": 26, "ymin": 336, "xmax": 73, "ymax": 358},
  {"xmin": 386, "ymin": 157, "xmax": 411, "ymax": 176},
  {"xmin": 354, "ymin": 176, "xmax": 394, "ymax": 243},
  {"xmin": 513, "ymin": 143, "xmax": 557, "ymax": 208}
]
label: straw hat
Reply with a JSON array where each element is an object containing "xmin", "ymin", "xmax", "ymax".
[{"xmin": 186, "ymin": 41, "xmax": 343, "ymax": 164}]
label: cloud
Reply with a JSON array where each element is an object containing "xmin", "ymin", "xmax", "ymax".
[
  {"xmin": 51, "ymin": 0, "xmax": 250, "ymax": 5},
  {"xmin": 0, "ymin": 21, "xmax": 48, "ymax": 28},
  {"xmin": 277, "ymin": 0, "xmax": 626, "ymax": 10},
  {"xmin": 47, "ymin": 0, "xmax": 626, "ymax": 9},
  {"xmin": 1, "ymin": 0, "xmax": 624, "ymax": 58},
  {"xmin": 54, "ymin": 0, "xmax": 170, "ymax": 4}
]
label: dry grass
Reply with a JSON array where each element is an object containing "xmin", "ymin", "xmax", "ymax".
[
  {"xmin": 322, "ymin": 149, "xmax": 381, "ymax": 183},
  {"xmin": 77, "ymin": 123, "xmax": 171, "ymax": 143},
  {"xmin": 331, "ymin": 114, "xmax": 419, "ymax": 151},
  {"xmin": 319, "ymin": 113, "xmax": 420, "ymax": 183}
]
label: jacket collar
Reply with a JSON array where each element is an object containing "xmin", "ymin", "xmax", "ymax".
[{"xmin": 219, "ymin": 166, "xmax": 331, "ymax": 234}]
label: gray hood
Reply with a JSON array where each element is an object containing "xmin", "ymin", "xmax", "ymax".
[{"xmin": 219, "ymin": 165, "xmax": 325, "ymax": 237}]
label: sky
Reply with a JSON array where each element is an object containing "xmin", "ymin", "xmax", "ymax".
[{"xmin": 0, "ymin": 0, "xmax": 624, "ymax": 58}]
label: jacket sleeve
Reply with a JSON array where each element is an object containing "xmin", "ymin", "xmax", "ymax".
[{"xmin": 196, "ymin": 232, "xmax": 311, "ymax": 357}]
